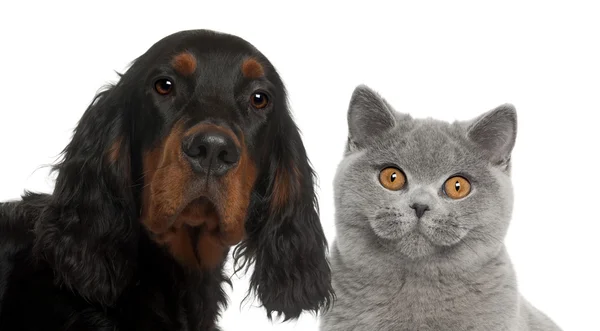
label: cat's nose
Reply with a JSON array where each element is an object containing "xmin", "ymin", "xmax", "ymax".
[{"xmin": 410, "ymin": 203, "xmax": 430, "ymax": 218}]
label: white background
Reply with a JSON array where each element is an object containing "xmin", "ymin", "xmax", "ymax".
[{"xmin": 1, "ymin": 1, "xmax": 599, "ymax": 330}]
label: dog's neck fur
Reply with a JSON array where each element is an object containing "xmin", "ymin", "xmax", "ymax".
[
  {"xmin": 105, "ymin": 220, "xmax": 229, "ymax": 330},
  {"xmin": 0, "ymin": 193, "xmax": 228, "ymax": 330}
]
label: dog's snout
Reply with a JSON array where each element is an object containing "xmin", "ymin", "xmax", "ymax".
[{"xmin": 183, "ymin": 129, "xmax": 240, "ymax": 175}]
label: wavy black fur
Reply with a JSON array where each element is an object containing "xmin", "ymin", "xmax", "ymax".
[{"xmin": 234, "ymin": 102, "xmax": 334, "ymax": 321}]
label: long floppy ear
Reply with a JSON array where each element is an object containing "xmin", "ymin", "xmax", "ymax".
[
  {"xmin": 466, "ymin": 103, "xmax": 517, "ymax": 170},
  {"xmin": 33, "ymin": 82, "xmax": 138, "ymax": 306},
  {"xmin": 234, "ymin": 89, "xmax": 334, "ymax": 321}
]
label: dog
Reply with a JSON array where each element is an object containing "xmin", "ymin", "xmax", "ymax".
[{"xmin": 0, "ymin": 29, "xmax": 333, "ymax": 330}]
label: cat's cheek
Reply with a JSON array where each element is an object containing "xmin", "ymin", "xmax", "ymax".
[
  {"xmin": 368, "ymin": 213, "xmax": 412, "ymax": 240},
  {"xmin": 368, "ymin": 217, "xmax": 396, "ymax": 239}
]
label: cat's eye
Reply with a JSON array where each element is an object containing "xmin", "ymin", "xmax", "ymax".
[
  {"xmin": 444, "ymin": 176, "xmax": 471, "ymax": 199},
  {"xmin": 379, "ymin": 167, "xmax": 406, "ymax": 191}
]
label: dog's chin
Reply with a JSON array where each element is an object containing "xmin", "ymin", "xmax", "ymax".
[
  {"xmin": 176, "ymin": 196, "xmax": 221, "ymax": 231},
  {"xmin": 154, "ymin": 196, "xmax": 229, "ymax": 269}
]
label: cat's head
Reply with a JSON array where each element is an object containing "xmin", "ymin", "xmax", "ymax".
[{"xmin": 335, "ymin": 85, "xmax": 517, "ymax": 261}]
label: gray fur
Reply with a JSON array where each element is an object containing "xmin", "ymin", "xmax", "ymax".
[{"xmin": 320, "ymin": 85, "xmax": 560, "ymax": 331}]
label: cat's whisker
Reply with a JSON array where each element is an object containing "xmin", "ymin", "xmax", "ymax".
[
  {"xmin": 446, "ymin": 223, "xmax": 504, "ymax": 246},
  {"xmin": 465, "ymin": 227, "xmax": 504, "ymax": 246},
  {"xmin": 445, "ymin": 230, "xmax": 481, "ymax": 258},
  {"xmin": 454, "ymin": 211, "xmax": 481, "ymax": 218}
]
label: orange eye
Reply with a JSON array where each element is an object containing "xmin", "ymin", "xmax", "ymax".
[
  {"xmin": 154, "ymin": 78, "xmax": 173, "ymax": 95},
  {"xmin": 379, "ymin": 167, "xmax": 406, "ymax": 191},
  {"xmin": 444, "ymin": 176, "xmax": 471, "ymax": 199},
  {"xmin": 250, "ymin": 92, "xmax": 269, "ymax": 109}
]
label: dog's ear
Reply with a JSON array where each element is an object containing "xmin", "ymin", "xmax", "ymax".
[
  {"xmin": 234, "ymin": 86, "xmax": 334, "ymax": 321},
  {"xmin": 33, "ymin": 82, "xmax": 138, "ymax": 306}
]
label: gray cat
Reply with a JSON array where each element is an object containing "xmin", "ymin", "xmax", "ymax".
[{"xmin": 320, "ymin": 85, "xmax": 561, "ymax": 331}]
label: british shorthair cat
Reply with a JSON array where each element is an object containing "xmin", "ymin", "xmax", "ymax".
[{"xmin": 320, "ymin": 85, "xmax": 561, "ymax": 331}]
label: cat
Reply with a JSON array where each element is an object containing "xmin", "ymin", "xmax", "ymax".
[{"xmin": 319, "ymin": 85, "xmax": 561, "ymax": 331}]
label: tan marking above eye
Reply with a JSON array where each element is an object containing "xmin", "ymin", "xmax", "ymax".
[
  {"xmin": 241, "ymin": 57, "xmax": 264, "ymax": 78},
  {"xmin": 444, "ymin": 176, "xmax": 471, "ymax": 199},
  {"xmin": 379, "ymin": 167, "xmax": 406, "ymax": 191},
  {"xmin": 171, "ymin": 52, "xmax": 197, "ymax": 76}
]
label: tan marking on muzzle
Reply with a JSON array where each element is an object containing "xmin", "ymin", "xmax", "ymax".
[
  {"xmin": 219, "ymin": 133, "xmax": 257, "ymax": 245},
  {"xmin": 141, "ymin": 121, "xmax": 189, "ymax": 234},
  {"xmin": 141, "ymin": 120, "xmax": 257, "ymax": 269}
]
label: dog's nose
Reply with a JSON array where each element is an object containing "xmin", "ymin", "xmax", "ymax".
[
  {"xmin": 183, "ymin": 130, "xmax": 240, "ymax": 175},
  {"xmin": 410, "ymin": 203, "xmax": 430, "ymax": 219}
]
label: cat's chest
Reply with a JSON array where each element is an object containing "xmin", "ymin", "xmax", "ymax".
[
  {"xmin": 332, "ymin": 271, "xmax": 519, "ymax": 331},
  {"xmin": 389, "ymin": 279, "xmax": 494, "ymax": 325}
]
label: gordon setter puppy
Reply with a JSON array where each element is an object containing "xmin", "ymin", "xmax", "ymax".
[{"xmin": 0, "ymin": 29, "xmax": 333, "ymax": 330}]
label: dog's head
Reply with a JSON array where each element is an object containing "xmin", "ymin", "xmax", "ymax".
[{"xmin": 33, "ymin": 29, "xmax": 333, "ymax": 319}]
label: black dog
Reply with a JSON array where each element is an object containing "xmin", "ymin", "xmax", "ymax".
[{"xmin": 0, "ymin": 29, "xmax": 333, "ymax": 330}]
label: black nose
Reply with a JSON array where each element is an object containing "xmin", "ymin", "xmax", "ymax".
[
  {"xmin": 410, "ymin": 203, "xmax": 430, "ymax": 218},
  {"xmin": 183, "ymin": 130, "xmax": 240, "ymax": 175}
]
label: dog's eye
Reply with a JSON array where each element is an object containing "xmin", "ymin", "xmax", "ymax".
[
  {"xmin": 379, "ymin": 167, "xmax": 406, "ymax": 191},
  {"xmin": 154, "ymin": 78, "xmax": 174, "ymax": 95},
  {"xmin": 250, "ymin": 92, "xmax": 269, "ymax": 109},
  {"xmin": 444, "ymin": 176, "xmax": 471, "ymax": 199}
]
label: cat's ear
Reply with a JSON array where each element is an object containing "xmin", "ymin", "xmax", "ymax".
[
  {"xmin": 347, "ymin": 85, "xmax": 398, "ymax": 152},
  {"xmin": 466, "ymin": 104, "xmax": 517, "ymax": 167}
]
